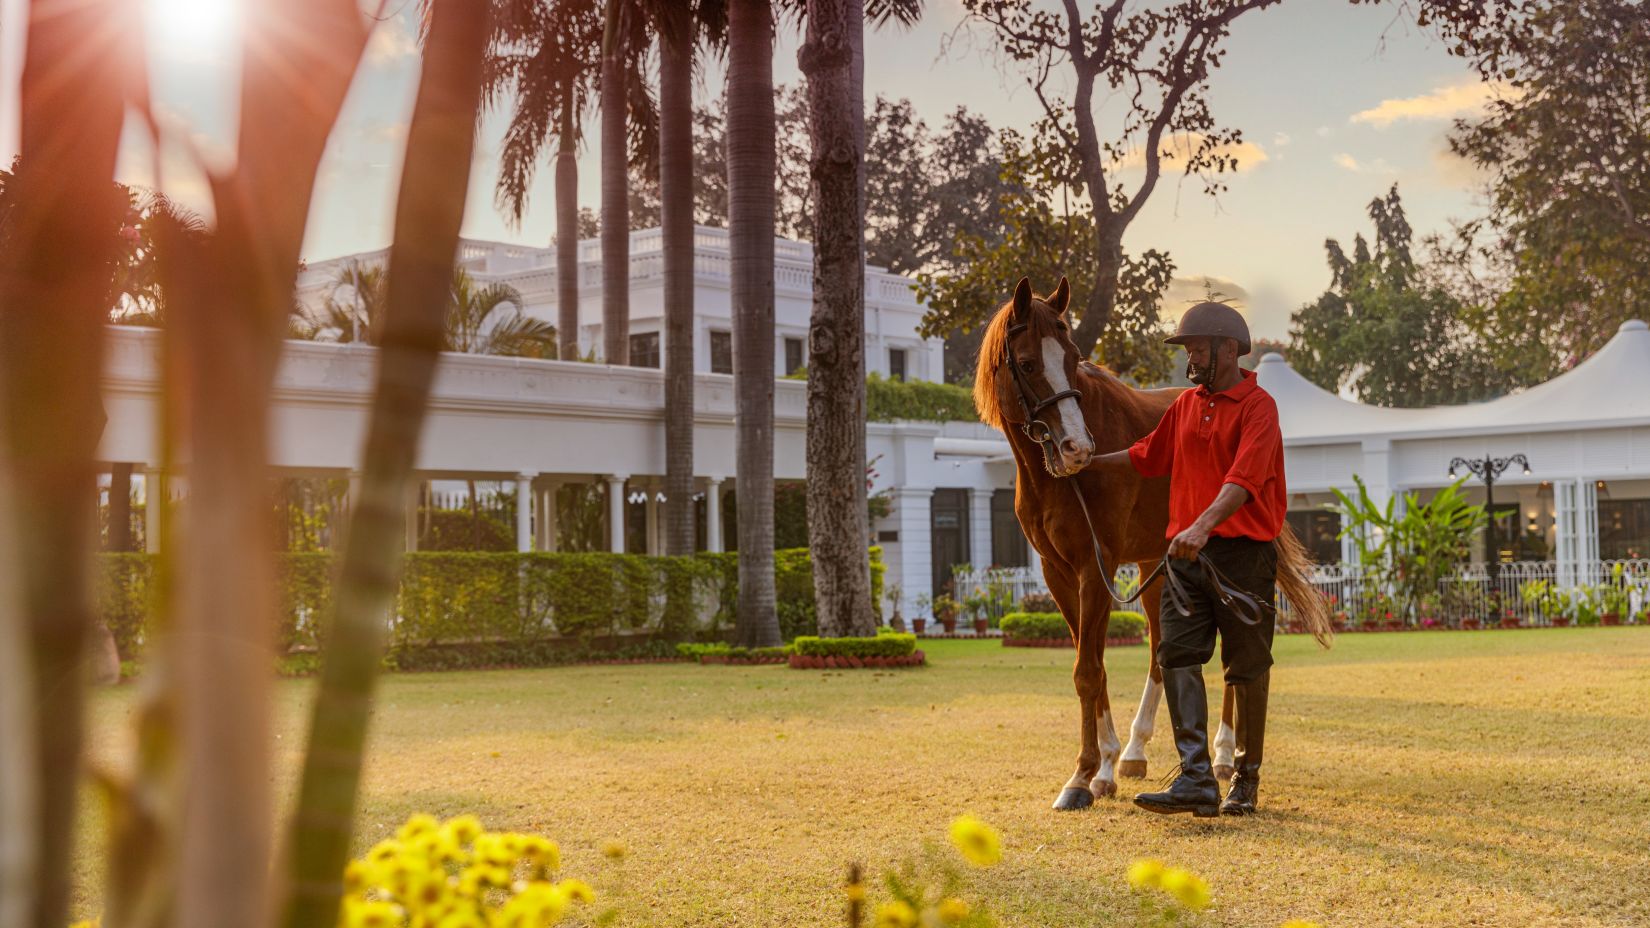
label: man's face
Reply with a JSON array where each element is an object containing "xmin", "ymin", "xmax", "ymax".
[{"xmin": 1185, "ymin": 338, "xmax": 1225, "ymax": 386}]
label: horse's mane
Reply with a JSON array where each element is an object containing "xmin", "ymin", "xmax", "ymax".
[{"xmin": 972, "ymin": 295, "xmax": 1073, "ymax": 430}]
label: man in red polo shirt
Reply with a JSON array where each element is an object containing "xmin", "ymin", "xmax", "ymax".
[{"xmin": 1089, "ymin": 302, "xmax": 1285, "ymax": 817}]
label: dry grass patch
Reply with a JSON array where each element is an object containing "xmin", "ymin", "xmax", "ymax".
[{"xmin": 76, "ymin": 628, "xmax": 1650, "ymax": 926}]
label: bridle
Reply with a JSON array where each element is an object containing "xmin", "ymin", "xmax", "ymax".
[{"xmin": 998, "ymin": 318, "xmax": 1268, "ymax": 625}]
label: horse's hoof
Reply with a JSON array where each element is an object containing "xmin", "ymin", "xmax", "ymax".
[
  {"xmin": 1118, "ymin": 759, "xmax": 1148, "ymax": 779},
  {"xmin": 1213, "ymin": 764, "xmax": 1236, "ymax": 783},
  {"xmin": 1090, "ymin": 779, "xmax": 1118, "ymax": 799},
  {"xmin": 1052, "ymin": 786, "xmax": 1095, "ymax": 811}
]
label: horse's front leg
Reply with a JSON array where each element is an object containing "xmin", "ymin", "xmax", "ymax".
[
  {"xmin": 1119, "ymin": 570, "xmax": 1163, "ymax": 779},
  {"xmin": 1069, "ymin": 563, "xmax": 1120, "ymax": 807},
  {"xmin": 1213, "ymin": 685, "xmax": 1237, "ymax": 783},
  {"xmin": 1042, "ymin": 558, "xmax": 1101, "ymax": 811}
]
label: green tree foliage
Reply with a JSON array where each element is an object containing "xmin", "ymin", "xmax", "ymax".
[
  {"xmin": 915, "ymin": 128, "xmax": 1176, "ymax": 385},
  {"xmin": 864, "ymin": 373, "xmax": 977, "ymax": 423},
  {"xmin": 1288, "ymin": 185, "xmax": 1502, "ymax": 407},
  {"xmin": 1432, "ymin": 0, "xmax": 1650, "ymax": 374},
  {"xmin": 1332, "ymin": 475, "xmax": 1487, "ymax": 622},
  {"xmin": 306, "ymin": 264, "xmax": 556, "ymax": 357}
]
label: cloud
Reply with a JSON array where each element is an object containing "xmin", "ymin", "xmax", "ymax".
[
  {"xmin": 1315, "ymin": 126, "xmax": 1334, "ymax": 139},
  {"xmin": 1109, "ymin": 132, "xmax": 1269, "ymax": 174},
  {"xmin": 367, "ymin": 19, "xmax": 419, "ymax": 64},
  {"xmin": 1350, "ymin": 79, "xmax": 1516, "ymax": 128},
  {"xmin": 1332, "ymin": 153, "xmax": 1395, "ymax": 175},
  {"xmin": 1160, "ymin": 276, "xmax": 1252, "ymax": 319},
  {"xmin": 1272, "ymin": 132, "xmax": 1291, "ymax": 148}
]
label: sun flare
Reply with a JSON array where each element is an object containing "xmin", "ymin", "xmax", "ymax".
[{"xmin": 145, "ymin": 0, "xmax": 239, "ymax": 58}]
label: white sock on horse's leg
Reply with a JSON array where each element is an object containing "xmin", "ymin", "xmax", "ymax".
[
  {"xmin": 1213, "ymin": 719, "xmax": 1236, "ymax": 780},
  {"xmin": 1091, "ymin": 709, "xmax": 1120, "ymax": 797},
  {"xmin": 1119, "ymin": 675, "xmax": 1160, "ymax": 778}
]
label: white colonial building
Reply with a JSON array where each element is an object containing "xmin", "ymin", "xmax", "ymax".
[{"xmin": 95, "ymin": 226, "xmax": 1650, "ymax": 620}]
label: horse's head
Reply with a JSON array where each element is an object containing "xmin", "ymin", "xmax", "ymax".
[{"xmin": 974, "ymin": 276, "xmax": 1095, "ymax": 477}]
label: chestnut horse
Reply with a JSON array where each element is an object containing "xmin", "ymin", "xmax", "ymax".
[{"xmin": 975, "ymin": 277, "xmax": 1239, "ymax": 809}]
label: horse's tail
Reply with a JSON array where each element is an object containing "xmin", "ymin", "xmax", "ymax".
[{"xmin": 1274, "ymin": 522, "xmax": 1334, "ymax": 649}]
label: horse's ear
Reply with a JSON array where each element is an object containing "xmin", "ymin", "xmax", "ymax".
[
  {"xmin": 1050, "ymin": 276, "xmax": 1071, "ymax": 316},
  {"xmin": 1012, "ymin": 277, "xmax": 1033, "ymax": 322}
]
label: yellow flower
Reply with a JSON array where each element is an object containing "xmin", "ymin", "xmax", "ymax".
[
  {"xmin": 343, "ymin": 898, "xmax": 403, "ymax": 928},
  {"xmin": 69, "ymin": 922, "xmax": 99, "ymax": 928},
  {"xmin": 1280, "ymin": 922, "xmax": 1323, "ymax": 928},
  {"xmin": 874, "ymin": 900, "xmax": 919, "ymax": 928},
  {"xmin": 600, "ymin": 840, "xmax": 627, "ymax": 861},
  {"xmin": 441, "ymin": 815, "xmax": 484, "ymax": 846},
  {"xmin": 1160, "ymin": 867, "xmax": 1211, "ymax": 911},
  {"xmin": 557, "ymin": 878, "xmax": 596, "ymax": 904},
  {"xmin": 397, "ymin": 814, "xmax": 440, "ymax": 842},
  {"xmin": 948, "ymin": 815, "xmax": 1001, "ymax": 868},
  {"xmin": 367, "ymin": 839, "xmax": 403, "ymax": 865},
  {"xmin": 343, "ymin": 859, "xmax": 375, "ymax": 897},
  {"xmin": 521, "ymin": 836, "xmax": 561, "ymax": 872},
  {"xmin": 844, "ymin": 882, "xmax": 867, "ymax": 903},
  {"xmin": 434, "ymin": 910, "xmax": 486, "ymax": 928},
  {"xmin": 937, "ymin": 897, "xmax": 971, "ymax": 924},
  {"xmin": 1126, "ymin": 858, "xmax": 1166, "ymax": 890}
]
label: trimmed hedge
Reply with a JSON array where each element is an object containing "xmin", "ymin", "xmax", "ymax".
[
  {"xmin": 95, "ymin": 546, "xmax": 888, "ymax": 667},
  {"xmin": 1000, "ymin": 610, "xmax": 1147, "ymax": 641},
  {"xmin": 791, "ymin": 632, "xmax": 917, "ymax": 659},
  {"xmin": 676, "ymin": 642, "xmax": 791, "ymax": 663}
]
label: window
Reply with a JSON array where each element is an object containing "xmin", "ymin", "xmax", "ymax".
[
  {"xmin": 710, "ymin": 330, "xmax": 733, "ymax": 374},
  {"xmin": 784, "ymin": 337, "xmax": 805, "ymax": 376},
  {"xmin": 629, "ymin": 332, "xmax": 659, "ymax": 369},
  {"xmin": 1599, "ymin": 498, "xmax": 1650, "ymax": 560},
  {"xmin": 990, "ymin": 489, "xmax": 1028, "ymax": 568},
  {"xmin": 1285, "ymin": 510, "xmax": 1342, "ymax": 565},
  {"xmin": 889, "ymin": 347, "xmax": 908, "ymax": 382}
]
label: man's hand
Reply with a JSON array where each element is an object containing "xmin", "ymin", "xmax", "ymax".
[
  {"xmin": 1168, "ymin": 523, "xmax": 1212, "ymax": 561},
  {"xmin": 1086, "ymin": 449, "xmax": 1134, "ymax": 473}
]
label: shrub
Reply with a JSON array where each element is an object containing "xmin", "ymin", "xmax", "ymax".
[
  {"xmin": 1018, "ymin": 591, "xmax": 1058, "ymax": 613},
  {"xmin": 791, "ymin": 632, "xmax": 917, "ymax": 659},
  {"xmin": 676, "ymin": 642, "xmax": 791, "ymax": 662},
  {"xmin": 866, "ymin": 372, "xmax": 979, "ymax": 423},
  {"xmin": 999, "ymin": 610, "xmax": 1147, "ymax": 640}
]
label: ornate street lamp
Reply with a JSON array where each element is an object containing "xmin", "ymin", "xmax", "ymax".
[{"xmin": 1448, "ymin": 453, "xmax": 1532, "ymax": 590}]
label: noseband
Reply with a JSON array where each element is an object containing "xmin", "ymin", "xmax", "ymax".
[
  {"xmin": 998, "ymin": 321, "xmax": 1267, "ymax": 625},
  {"xmin": 1000, "ymin": 322, "xmax": 1091, "ymax": 452}
]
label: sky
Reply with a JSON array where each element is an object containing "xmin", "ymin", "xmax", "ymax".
[{"xmin": 0, "ymin": 0, "xmax": 1500, "ymax": 341}]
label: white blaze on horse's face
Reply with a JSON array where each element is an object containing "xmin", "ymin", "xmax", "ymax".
[{"xmin": 1041, "ymin": 336, "xmax": 1094, "ymax": 473}]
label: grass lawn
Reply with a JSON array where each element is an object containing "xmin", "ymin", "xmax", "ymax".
[{"xmin": 76, "ymin": 627, "xmax": 1650, "ymax": 927}]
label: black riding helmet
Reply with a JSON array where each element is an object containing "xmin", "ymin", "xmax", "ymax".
[{"xmin": 1165, "ymin": 302, "xmax": 1251, "ymax": 356}]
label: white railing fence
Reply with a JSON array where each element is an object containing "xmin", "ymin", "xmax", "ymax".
[{"xmin": 951, "ymin": 559, "xmax": 1650, "ymax": 628}]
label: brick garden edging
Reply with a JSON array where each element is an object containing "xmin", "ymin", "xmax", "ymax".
[
  {"xmin": 787, "ymin": 651, "xmax": 927, "ymax": 670},
  {"xmin": 696, "ymin": 655, "xmax": 789, "ymax": 666},
  {"xmin": 1002, "ymin": 636, "xmax": 1143, "ymax": 648}
]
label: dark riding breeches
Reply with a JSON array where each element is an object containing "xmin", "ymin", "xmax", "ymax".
[{"xmin": 1156, "ymin": 536, "xmax": 1278, "ymax": 684}]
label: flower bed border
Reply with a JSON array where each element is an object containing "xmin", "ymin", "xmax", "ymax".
[
  {"xmin": 787, "ymin": 651, "xmax": 926, "ymax": 670},
  {"xmin": 1002, "ymin": 636, "xmax": 1142, "ymax": 648},
  {"xmin": 696, "ymin": 654, "xmax": 788, "ymax": 666}
]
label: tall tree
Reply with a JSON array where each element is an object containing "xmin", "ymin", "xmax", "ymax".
[
  {"xmin": 279, "ymin": 3, "xmax": 490, "ymax": 925},
  {"xmin": 728, "ymin": 0, "xmax": 781, "ymax": 645},
  {"xmin": 1437, "ymin": 0, "xmax": 1649, "ymax": 374},
  {"xmin": 1288, "ymin": 185, "xmax": 1501, "ymax": 407},
  {"xmin": 961, "ymin": 0, "xmax": 1279, "ymax": 361},
  {"xmin": 599, "ymin": 0, "xmax": 655, "ymax": 364},
  {"xmin": 800, "ymin": 0, "xmax": 876, "ymax": 637},
  {"xmin": 656, "ymin": 0, "xmax": 700, "ymax": 556},
  {"xmin": 486, "ymin": 0, "xmax": 602, "ymax": 361}
]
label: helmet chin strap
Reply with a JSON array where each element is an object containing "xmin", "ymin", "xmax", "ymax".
[{"xmin": 1187, "ymin": 337, "xmax": 1220, "ymax": 387}]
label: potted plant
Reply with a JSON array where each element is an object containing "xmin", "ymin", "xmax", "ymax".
[
  {"xmin": 911, "ymin": 593, "xmax": 930, "ymax": 636},
  {"xmin": 884, "ymin": 583, "xmax": 906, "ymax": 633},
  {"xmin": 964, "ymin": 591, "xmax": 990, "ymax": 635},
  {"xmin": 1599, "ymin": 564, "xmax": 1630, "ymax": 625},
  {"xmin": 1498, "ymin": 607, "xmax": 1521, "ymax": 629},
  {"xmin": 1417, "ymin": 592, "xmax": 1443, "ymax": 629},
  {"xmin": 932, "ymin": 594, "xmax": 959, "ymax": 634},
  {"xmin": 1573, "ymin": 586, "xmax": 1601, "ymax": 627}
]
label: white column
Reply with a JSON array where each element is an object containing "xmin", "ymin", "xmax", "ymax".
[
  {"xmin": 1579, "ymin": 478, "xmax": 1600, "ymax": 584},
  {"xmin": 607, "ymin": 474, "xmax": 627, "ymax": 553},
  {"xmin": 644, "ymin": 484, "xmax": 660, "ymax": 555},
  {"xmin": 1555, "ymin": 478, "xmax": 1578, "ymax": 587},
  {"xmin": 706, "ymin": 477, "xmax": 725, "ymax": 553},
  {"xmin": 342, "ymin": 471, "xmax": 363, "ymax": 551},
  {"xmin": 144, "ymin": 467, "xmax": 164, "ymax": 553},
  {"xmin": 969, "ymin": 487, "xmax": 994, "ymax": 570},
  {"xmin": 515, "ymin": 472, "xmax": 535, "ymax": 552},
  {"xmin": 893, "ymin": 487, "xmax": 934, "ymax": 616}
]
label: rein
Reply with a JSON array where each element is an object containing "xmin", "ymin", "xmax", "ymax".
[{"xmin": 998, "ymin": 320, "xmax": 1267, "ymax": 626}]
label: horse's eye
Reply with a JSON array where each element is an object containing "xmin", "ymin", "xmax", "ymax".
[{"xmin": 1017, "ymin": 359, "xmax": 1035, "ymax": 373}]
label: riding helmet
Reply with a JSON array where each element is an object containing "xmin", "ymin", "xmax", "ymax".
[{"xmin": 1164, "ymin": 302, "xmax": 1251, "ymax": 356}]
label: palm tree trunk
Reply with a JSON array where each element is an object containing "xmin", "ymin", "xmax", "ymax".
[
  {"xmin": 468, "ymin": 479, "xmax": 480, "ymax": 548},
  {"xmin": 278, "ymin": 4, "xmax": 489, "ymax": 926},
  {"xmin": 0, "ymin": 3, "xmax": 126, "ymax": 923},
  {"xmin": 601, "ymin": 0, "xmax": 631, "ymax": 365},
  {"xmin": 660, "ymin": 5, "xmax": 695, "ymax": 556},
  {"xmin": 556, "ymin": 86, "xmax": 580, "ymax": 362},
  {"xmin": 108, "ymin": 462, "xmax": 133, "ymax": 550},
  {"xmin": 800, "ymin": 0, "xmax": 874, "ymax": 638},
  {"xmin": 728, "ymin": 0, "xmax": 780, "ymax": 646}
]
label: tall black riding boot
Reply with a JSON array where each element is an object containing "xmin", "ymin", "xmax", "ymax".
[
  {"xmin": 1133, "ymin": 665, "xmax": 1220, "ymax": 817},
  {"xmin": 1221, "ymin": 670, "xmax": 1269, "ymax": 816}
]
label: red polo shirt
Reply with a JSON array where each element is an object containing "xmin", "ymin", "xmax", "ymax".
[{"xmin": 1127, "ymin": 369, "xmax": 1287, "ymax": 542}]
